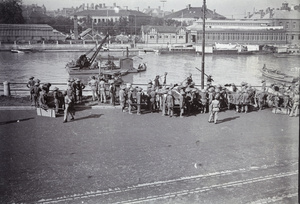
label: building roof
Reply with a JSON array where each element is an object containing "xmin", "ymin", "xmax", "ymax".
[
  {"xmin": 142, "ymin": 25, "xmax": 185, "ymax": 33},
  {"xmin": 165, "ymin": 6, "xmax": 226, "ymax": 20},
  {"xmin": 73, "ymin": 9, "xmax": 150, "ymax": 17},
  {"xmin": 264, "ymin": 10, "xmax": 300, "ymax": 19},
  {"xmin": 0, "ymin": 24, "xmax": 55, "ymax": 30}
]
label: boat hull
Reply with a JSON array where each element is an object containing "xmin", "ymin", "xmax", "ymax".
[{"xmin": 260, "ymin": 67, "xmax": 298, "ymax": 83}]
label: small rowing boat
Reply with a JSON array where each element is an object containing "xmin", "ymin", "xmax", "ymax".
[{"xmin": 260, "ymin": 64, "xmax": 299, "ymax": 83}]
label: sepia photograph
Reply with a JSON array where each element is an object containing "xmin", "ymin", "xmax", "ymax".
[{"xmin": 0, "ymin": 0, "xmax": 299, "ymax": 203}]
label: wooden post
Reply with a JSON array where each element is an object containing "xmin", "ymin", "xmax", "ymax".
[{"xmin": 3, "ymin": 81, "xmax": 11, "ymax": 96}]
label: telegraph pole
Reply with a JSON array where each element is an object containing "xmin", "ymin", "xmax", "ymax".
[{"xmin": 201, "ymin": 0, "xmax": 206, "ymax": 89}]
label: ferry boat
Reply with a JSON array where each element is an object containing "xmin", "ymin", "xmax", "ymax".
[{"xmin": 260, "ymin": 64, "xmax": 299, "ymax": 83}]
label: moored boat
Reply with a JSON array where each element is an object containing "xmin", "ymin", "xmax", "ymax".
[
  {"xmin": 66, "ymin": 35, "xmax": 147, "ymax": 76},
  {"xmin": 260, "ymin": 64, "xmax": 299, "ymax": 83},
  {"xmin": 11, "ymin": 49, "xmax": 25, "ymax": 53}
]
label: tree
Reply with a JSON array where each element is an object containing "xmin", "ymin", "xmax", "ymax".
[{"xmin": 0, "ymin": 0, "xmax": 25, "ymax": 24}]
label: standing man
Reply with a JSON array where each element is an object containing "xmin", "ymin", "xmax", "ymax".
[
  {"xmin": 109, "ymin": 80, "xmax": 116, "ymax": 106},
  {"xmin": 32, "ymin": 79, "xmax": 41, "ymax": 107},
  {"xmin": 88, "ymin": 76, "xmax": 98, "ymax": 101},
  {"xmin": 98, "ymin": 78, "xmax": 107, "ymax": 103},
  {"xmin": 63, "ymin": 91, "xmax": 75, "ymax": 123},
  {"xmin": 75, "ymin": 79, "xmax": 85, "ymax": 104},
  {"xmin": 208, "ymin": 95, "xmax": 220, "ymax": 124},
  {"xmin": 149, "ymin": 86, "xmax": 157, "ymax": 112},
  {"xmin": 127, "ymin": 87, "xmax": 135, "ymax": 114},
  {"xmin": 27, "ymin": 76, "xmax": 35, "ymax": 104},
  {"xmin": 52, "ymin": 87, "xmax": 60, "ymax": 114},
  {"xmin": 119, "ymin": 85, "xmax": 126, "ymax": 112},
  {"xmin": 136, "ymin": 87, "xmax": 143, "ymax": 115},
  {"xmin": 166, "ymin": 91, "xmax": 174, "ymax": 117}
]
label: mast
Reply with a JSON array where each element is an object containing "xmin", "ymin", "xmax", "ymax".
[{"xmin": 201, "ymin": 0, "xmax": 206, "ymax": 89}]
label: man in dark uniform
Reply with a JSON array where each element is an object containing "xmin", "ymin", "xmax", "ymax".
[
  {"xmin": 32, "ymin": 80, "xmax": 42, "ymax": 107},
  {"xmin": 75, "ymin": 79, "xmax": 85, "ymax": 104},
  {"xmin": 53, "ymin": 87, "xmax": 60, "ymax": 114},
  {"xmin": 136, "ymin": 87, "xmax": 143, "ymax": 115},
  {"xmin": 27, "ymin": 76, "xmax": 35, "ymax": 104}
]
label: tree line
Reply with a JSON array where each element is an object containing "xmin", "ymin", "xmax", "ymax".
[{"xmin": 0, "ymin": 0, "xmax": 186, "ymax": 36}]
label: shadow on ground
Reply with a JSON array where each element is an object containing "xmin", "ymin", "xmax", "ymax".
[{"xmin": 0, "ymin": 117, "xmax": 35, "ymax": 125}]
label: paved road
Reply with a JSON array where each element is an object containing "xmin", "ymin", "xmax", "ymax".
[{"xmin": 0, "ymin": 107, "xmax": 298, "ymax": 203}]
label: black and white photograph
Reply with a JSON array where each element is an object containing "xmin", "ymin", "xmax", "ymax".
[{"xmin": 0, "ymin": 0, "xmax": 299, "ymax": 203}]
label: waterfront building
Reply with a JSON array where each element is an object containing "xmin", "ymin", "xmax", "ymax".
[
  {"xmin": 70, "ymin": 7, "xmax": 150, "ymax": 25},
  {"xmin": 141, "ymin": 25, "xmax": 186, "ymax": 44},
  {"xmin": 0, "ymin": 24, "xmax": 66, "ymax": 43},
  {"xmin": 186, "ymin": 19, "xmax": 287, "ymax": 45},
  {"xmin": 165, "ymin": 4, "xmax": 226, "ymax": 26},
  {"xmin": 244, "ymin": 2, "xmax": 300, "ymax": 45}
]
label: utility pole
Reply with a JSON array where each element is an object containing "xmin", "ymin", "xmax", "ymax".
[{"xmin": 201, "ymin": 0, "xmax": 206, "ymax": 89}]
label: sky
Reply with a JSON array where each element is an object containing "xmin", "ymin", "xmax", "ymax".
[{"xmin": 22, "ymin": 0, "xmax": 300, "ymax": 18}]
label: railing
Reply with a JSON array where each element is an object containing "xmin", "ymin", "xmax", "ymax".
[{"xmin": 0, "ymin": 81, "xmax": 263, "ymax": 96}]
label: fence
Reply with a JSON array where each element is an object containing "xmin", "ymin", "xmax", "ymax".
[{"xmin": 0, "ymin": 81, "xmax": 263, "ymax": 97}]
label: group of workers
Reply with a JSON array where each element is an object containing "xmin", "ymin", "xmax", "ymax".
[{"xmin": 27, "ymin": 72, "xmax": 299, "ymax": 124}]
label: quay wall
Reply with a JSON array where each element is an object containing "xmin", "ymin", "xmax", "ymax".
[{"xmin": 0, "ymin": 42, "xmax": 172, "ymax": 51}]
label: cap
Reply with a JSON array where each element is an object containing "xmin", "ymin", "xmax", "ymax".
[
  {"xmin": 29, "ymin": 76, "xmax": 34, "ymax": 80},
  {"xmin": 54, "ymin": 87, "xmax": 59, "ymax": 91}
]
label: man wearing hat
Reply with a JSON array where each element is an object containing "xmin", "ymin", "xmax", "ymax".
[
  {"xmin": 75, "ymin": 79, "xmax": 85, "ymax": 104},
  {"xmin": 27, "ymin": 76, "xmax": 35, "ymax": 104},
  {"xmin": 119, "ymin": 85, "xmax": 126, "ymax": 112},
  {"xmin": 32, "ymin": 80, "xmax": 42, "ymax": 107},
  {"xmin": 136, "ymin": 87, "xmax": 143, "ymax": 115},
  {"xmin": 88, "ymin": 76, "xmax": 98, "ymax": 101},
  {"xmin": 199, "ymin": 89, "xmax": 208, "ymax": 113},
  {"xmin": 127, "ymin": 87, "xmax": 135, "ymax": 114},
  {"xmin": 149, "ymin": 86, "xmax": 157, "ymax": 113},
  {"xmin": 63, "ymin": 91, "xmax": 75, "ymax": 123},
  {"xmin": 109, "ymin": 80, "xmax": 116, "ymax": 106},
  {"xmin": 166, "ymin": 91, "xmax": 174, "ymax": 117},
  {"xmin": 98, "ymin": 77, "xmax": 107, "ymax": 103},
  {"xmin": 53, "ymin": 87, "xmax": 60, "ymax": 113},
  {"xmin": 208, "ymin": 95, "xmax": 220, "ymax": 124}
]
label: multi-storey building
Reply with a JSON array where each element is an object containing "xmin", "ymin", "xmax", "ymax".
[
  {"xmin": 141, "ymin": 25, "xmax": 186, "ymax": 44},
  {"xmin": 165, "ymin": 4, "xmax": 226, "ymax": 26},
  {"xmin": 245, "ymin": 2, "xmax": 300, "ymax": 45},
  {"xmin": 186, "ymin": 19, "xmax": 287, "ymax": 45}
]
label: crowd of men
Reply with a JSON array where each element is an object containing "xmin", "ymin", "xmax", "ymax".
[{"xmin": 27, "ymin": 72, "xmax": 299, "ymax": 123}]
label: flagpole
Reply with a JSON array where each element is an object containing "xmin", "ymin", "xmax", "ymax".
[{"xmin": 201, "ymin": 0, "xmax": 206, "ymax": 89}]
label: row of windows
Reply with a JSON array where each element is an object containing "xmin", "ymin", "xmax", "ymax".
[
  {"xmin": 197, "ymin": 32, "xmax": 287, "ymax": 41},
  {"xmin": 149, "ymin": 35, "xmax": 184, "ymax": 39},
  {"xmin": 278, "ymin": 21, "xmax": 299, "ymax": 29},
  {"xmin": 93, "ymin": 18, "xmax": 119, "ymax": 23}
]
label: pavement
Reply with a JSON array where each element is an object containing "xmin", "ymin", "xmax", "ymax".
[{"xmin": 0, "ymin": 104, "xmax": 299, "ymax": 203}]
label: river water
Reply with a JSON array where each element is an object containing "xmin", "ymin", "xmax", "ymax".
[{"xmin": 0, "ymin": 51, "xmax": 299, "ymax": 90}]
